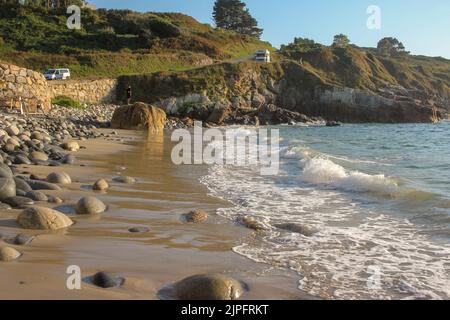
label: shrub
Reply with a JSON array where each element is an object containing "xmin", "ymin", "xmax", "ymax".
[
  {"xmin": 51, "ymin": 96, "xmax": 83, "ymax": 109},
  {"xmin": 147, "ymin": 17, "xmax": 181, "ymax": 38}
]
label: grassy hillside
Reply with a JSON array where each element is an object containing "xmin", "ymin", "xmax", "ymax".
[
  {"xmin": 281, "ymin": 46, "xmax": 450, "ymax": 97},
  {"xmin": 0, "ymin": 3, "xmax": 272, "ymax": 78},
  {"xmin": 115, "ymin": 45, "xmax": 450, "ymax": 116}
]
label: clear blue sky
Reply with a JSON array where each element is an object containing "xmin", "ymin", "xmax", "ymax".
[{"xmin": 89, "ymin": 0, "xmax": 450, "ymax": 58}]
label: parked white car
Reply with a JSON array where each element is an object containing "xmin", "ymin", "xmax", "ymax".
[
  {"xmin": 255, "ymin": 49, "xmax": 271, "ymax": 63},
  {"xmin": 43, "ymin": 68, "xmax": 71, "ymax": 80}
]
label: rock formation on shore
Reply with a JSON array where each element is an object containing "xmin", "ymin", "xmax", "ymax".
[
  {"xmin": 111, "ymin": 102, "xmax": 167, "ymax": 132},
  {"xmin": 117, "ymin": 47, "xmax": 449, "ymax": 124}
]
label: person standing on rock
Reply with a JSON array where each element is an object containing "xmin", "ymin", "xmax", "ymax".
[{"xmin": 126, "ymin": 86, "xmax": 132, "ymax": 105}]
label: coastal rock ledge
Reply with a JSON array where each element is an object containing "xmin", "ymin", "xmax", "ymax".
[{"xmin": 111, "ymin": 102, "xmax": 166, "ymax": 132}]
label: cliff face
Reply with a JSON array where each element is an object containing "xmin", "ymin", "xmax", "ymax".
[{"xmin": 116, "ymin": 47, "xmax": 450, "ymax": 124}]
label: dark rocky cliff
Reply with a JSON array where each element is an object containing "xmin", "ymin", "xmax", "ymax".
[{"xmin": 116, "ymin": 47, "xmax": 450, "ymax": 124}]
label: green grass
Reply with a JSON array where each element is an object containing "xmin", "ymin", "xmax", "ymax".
[
  {"xmin": 0, "ymin": 3, "xmax": 274, "ymax": 79},
  {"xmin": 51, "ymin": 95, "xmax": 83, "ymax": 109}
]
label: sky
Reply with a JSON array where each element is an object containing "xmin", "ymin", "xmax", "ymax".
[{"xmin": 89, "ymin": 0, "xmax": 450, "ymax": 58}]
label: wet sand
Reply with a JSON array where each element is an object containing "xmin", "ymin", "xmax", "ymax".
[{"xmin": 0, "ymin": 129, "xmax": 311, "ymax": 300}]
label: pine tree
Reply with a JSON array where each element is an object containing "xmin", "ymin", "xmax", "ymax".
[{"xmin": 213, "ymin": 0, "xmax": 263, "ymax": 39}]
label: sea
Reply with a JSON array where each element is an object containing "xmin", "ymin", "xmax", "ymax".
[{"xmin": 200, "ymin": 121, "xmax": 450, "ymax": 300}]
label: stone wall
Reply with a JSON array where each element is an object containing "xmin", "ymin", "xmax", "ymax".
[
  {"xmin": 48, "ymin": 79, "xmax": 117, "ymax": 104},
  {"xmin": 0, "ymin": 62, "xmax": 51, "ymax": 112}
]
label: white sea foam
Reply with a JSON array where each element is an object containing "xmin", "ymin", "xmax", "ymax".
[
  {"xmin": 301, "ymin": 157, "xmax": 399, "ymax": 196},
  {"xmin": 200, "ymin": 162, "xmax": 450, "ymax": 300}
]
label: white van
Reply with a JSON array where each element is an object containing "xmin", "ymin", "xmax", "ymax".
[
  {"xmin": 43, "ymin": 68, "xmax": 71, "ymax": 80},
  {"xmin": 255, "ymin": 49, "xmax": 271, "ymax": 63}
]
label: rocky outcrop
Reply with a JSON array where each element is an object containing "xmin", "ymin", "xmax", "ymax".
[
  {"xmin": 118, "ymin": 55, "xmax": 449, "ymax": 124},
  {"xmin": 48, "ymin": 79, "xmax": 117, "ymax": 104},
  {"xmin": 111, "ymin": 102, "xmax": 167, "ymax": 132},
  {"xmin": 0, "ymin": 62, "xmax": 51, "ymax": 112},
  {"xmin": 279, "ymin": 85, "xmax": 445, "ymax": 123}
]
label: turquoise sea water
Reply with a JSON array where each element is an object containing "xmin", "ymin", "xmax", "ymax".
[{"xmin": 201, "ymin": 121, "xmax": 450, "ymax": 299}]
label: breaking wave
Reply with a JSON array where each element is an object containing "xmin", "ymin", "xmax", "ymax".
[{"xmin": 300, "ymin": 157, "xmax": 399, "ymax": 196}]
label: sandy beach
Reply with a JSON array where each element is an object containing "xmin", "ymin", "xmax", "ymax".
[{"xmin": 0, "ymin": 128, "xmax": 310, "ymax": 300}]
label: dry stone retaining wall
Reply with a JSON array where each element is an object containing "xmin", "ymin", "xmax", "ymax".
[
  {"xmin": 0, "ymin": 62, "xmax": 51, "ymax": 112},
  {"xmin": 48, "ymin": 79, "xmax": 117, "ymax": 104}
]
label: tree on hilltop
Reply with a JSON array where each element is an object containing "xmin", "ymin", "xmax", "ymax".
[
  {"xmin": 333, "ymin": 34, "xmax": 350, "ymax": 48},
  {"xmin": 213, "ymin": 0, "xmax": 263, "ymax": 39},
  {"xmin": 377, "ymin": 37, "xmax": 409, "ymax": 56}
]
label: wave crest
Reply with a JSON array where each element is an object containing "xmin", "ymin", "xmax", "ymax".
[{"xmin": 301, "ymin": 158, "xmax": 399, "ymax": 196}]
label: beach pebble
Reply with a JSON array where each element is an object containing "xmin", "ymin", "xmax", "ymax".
[
  {"xmin": 61, "ymin": 141, "xmax": 80, "ymax": 152},
  {"xmin": 75, "ymin": 196, "xmax": 106, "ymax": 215},
  {"xmin": 12, "ymin": 233, "xmax": 35, "ymax": 246},
  {"xmin": 93, "ymin": 179, "xmax": 109, "ymax": 191},
  {"xmin": 48, "ymin": 196, "xmax": 64, "ymax": 204},
  {"xmin": 29, "ymin": 174, "xmax": 43, "ymax": 180},
  {"xmin": 237, "ymin": 217, "xmax": 266, "ymax": 231},
  {"xmin": 3, "ymin": 143, "xmax": 16, "ymax": 153},
  {"xmin": 128, "ymin": 227, "xmax": 150, "ymax": 233},
  {"xmin": 29, "ymin": 151, "xmax": 49, "ymax": 162},
  {"xmin": 6, "ymin": 125, "xmax": 20, "ymax": 136},
  {"xmin": 4, "ymin": 196, "xmax": 34, "ymax": 208},
  {"xmin": 0, "ymin": 203, "xmax": 12, "ymax": 210},
  {"xmin": 17, "ymin": 206, "xmax": 73, "ymax": 231},
  {"xmin": 275, "ymin": 223, "xmax": 319, "ymax": 237},
  {"xmin": 47, "ymin": 172, "xmax": 72, "ymax": 184},
  {"xmin": 16, "ymin": 189, "xmax": 27, "ymax": 197},
  {"xmin": 169, "ymin": 274, "xmax": 245, "ymax": 300},
  {"xmin": 28, "ymin": 180, "xmax": 61, "ymax": 191},
  {"xmin": 14, "ymin": 155, "xmax": 32, "ymax": 165},
  {"xmin": 14, "ymin": 177, "xmax": 32, "ymax": 192},
  {"xmin": 0, "ymin": 177, "xmax": 16, "ymax": 201},
  {"xmin": 25, "ymin": 191, "xmax": 48, "ymax": 202},
  {"xmin": 113, "ymin": 176, "xmax": 135, "ymax": 184},
  {"xmin": 30, "ymin": 131, "xmax": 44, "ymax": 140},
  {"xmin": 61, "ymin": 154, "xmax": 76, "ymax": 165},
  {"xmin": 0, "ymin": 247, "xmax": 21, "ymax": 262},
  {"xmin": 0, "ymin": 163, "xmax": 13, "ymax": 178},
  {"xmin": 91, "ymin": 271, "xmax": 124, "ymax": 289},
  {"xmin": 183, "ymin": 209, "xmax": 208, "ymax": 223}
]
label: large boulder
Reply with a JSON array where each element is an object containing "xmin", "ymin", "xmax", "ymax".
[
  {"xmin": 17, "ymin": 206, "xmax": 73, "ymax": 231},
  {"xmin": 111, "ymin": 102, "xmax": 166, "ymax": 132}
]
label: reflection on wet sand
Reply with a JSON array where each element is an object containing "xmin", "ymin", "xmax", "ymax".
[{"xmin": 0, "ymin": 129, "xmax": 307, "ymax": 300}]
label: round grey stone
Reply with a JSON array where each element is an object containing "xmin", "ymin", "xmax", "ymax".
[
  {"xmin": 75, "ymin": 196, "xmax": 106, "ymax": 215},
  {"xmin": 4, "ymin": 196, "xmax": 34, "ymax": 208},
  {"xmin": 47, "ymin": 172, "xmax": 72, "ymax": 184},
  {"xmin": 0, "ymin": 178, "xmax": 16, "ymax": 201},
  {"xmin": 113, "ymin": 176, "xmax": 136, "ymax": 184},
  {"xmin": 91, "ymin": 271, "xmax": 124, "ymax": 289},
  {"xmin": 25, "ymin": 190, "xmax": 48, "ymax": 202}
]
